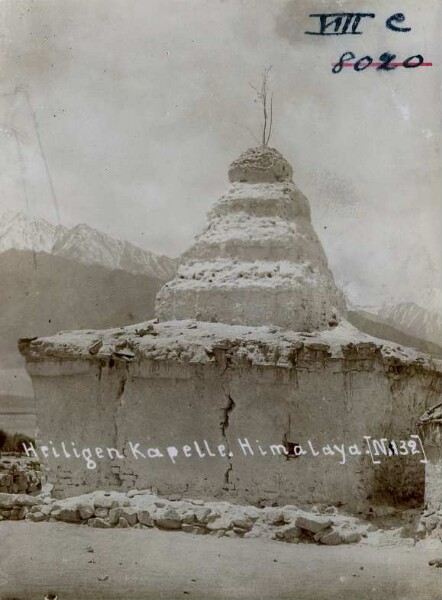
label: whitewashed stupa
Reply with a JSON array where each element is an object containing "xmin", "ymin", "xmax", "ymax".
[
  {"xmin": 156, "ymin": 146, "xmax": 346, "ymax": 331},
  {"xmin": 19, "ymin": 145, "xmax": 441, "ymax": 509}
]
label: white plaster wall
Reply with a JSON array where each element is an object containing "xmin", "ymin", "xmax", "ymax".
[{"xmin": 26, "ymin": 355, "xmax": 439, "ymax": 510}]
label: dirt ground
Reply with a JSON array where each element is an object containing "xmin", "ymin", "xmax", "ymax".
[{"xmin": 0, "ymin": 522, "xmax": 441, "ymax": 600}]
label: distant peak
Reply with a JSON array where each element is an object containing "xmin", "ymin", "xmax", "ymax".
[
  {"xmin": 0, "ymin": 210, "xmax": 176, "ymax": 281},
  {"xmin": 1, "ymin": 209, "xmax": 45, "ymax": 223},
  {"xmin": 69, "ymin": 223, "xmax": 98, "ymax": 233}
]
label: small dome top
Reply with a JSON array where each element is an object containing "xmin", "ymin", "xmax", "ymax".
[{"xmin": 228, "ymin": 146, "xmax": 293, "ymax": 184}]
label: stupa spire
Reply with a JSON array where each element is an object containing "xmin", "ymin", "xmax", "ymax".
[{"xmin": 155, "ymin": 146, "xmax": 346, "ymax": 332}]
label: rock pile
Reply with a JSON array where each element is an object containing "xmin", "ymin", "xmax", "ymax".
[
  {"xmin": 418, "ymin": 506, "xmax": 442, "ymax": 538},
  {"xmin": 3, "ymin": 487, "xmax": 439, "ymax": 545},
  {"xmin": 20, "ymin": 489, "xmax": 368, "ymax": 545},
  {"xmin": 0, "ymin": 492, "xmax": 41, "ymax": 520},
  {"xmin": 0, "ymin": 456, "xmax": 41, "ymax": 494}
]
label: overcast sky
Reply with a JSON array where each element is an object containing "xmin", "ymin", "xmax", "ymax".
[{"xmin": 0, "ymin": 0, "xmax": 440, "ymax": 307}]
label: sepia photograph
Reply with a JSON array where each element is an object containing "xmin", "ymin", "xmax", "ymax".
[{"xmin": 0, "ymin": 1, "xmax": 441, "ymax": 598}]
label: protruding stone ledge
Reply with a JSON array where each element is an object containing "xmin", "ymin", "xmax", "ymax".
[{"xmin": 18, "ymin": 320, "xmax": 441, "ymax": 376}]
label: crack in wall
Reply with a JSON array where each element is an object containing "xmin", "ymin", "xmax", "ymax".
[
  {"xmin": 111, "ymin": 362, "xmax": 128, "ymax": 488},
  {"xmin": 115, "ymin": 363, "xmax": 128, "ymax": 437},
  {"xmin": 220, "ymin": 390, "xmax": 236, "ymax": 487},
  {"xmin": 282, "ymin": 414, "xmax": 293, "ymax": 461},
  {"xmin": 117, "ymin": 366, "xmax": 128, "ymax": 399},
  {"xmin": 94, "ymin": 363, "xmax": 105, "ymax": 488}
]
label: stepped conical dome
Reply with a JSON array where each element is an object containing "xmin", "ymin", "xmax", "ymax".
[{"xmin": 155, "ymin": 146, "xmax": 346, "ymax": 331}]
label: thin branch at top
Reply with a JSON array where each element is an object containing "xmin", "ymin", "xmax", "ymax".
[{"xmin": 249, "ymin": 66, "xmax": 274, "ymax": 147}]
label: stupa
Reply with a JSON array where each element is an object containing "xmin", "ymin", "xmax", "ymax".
[
  {"xmin": 19, "ymin": 146, "xmax": 441, "ymax": 511},
  {"xmin": 156, "ymin": 146, "xmax": 346, "ymax": 331}
]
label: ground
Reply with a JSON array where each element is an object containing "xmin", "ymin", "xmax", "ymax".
[{"xmin": 0, "ymin": 522, "xmax": 441, "ymax": 600}]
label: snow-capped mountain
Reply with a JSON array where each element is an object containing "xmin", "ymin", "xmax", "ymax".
[
  {"xmin": 0, "ymin": 211, "xmax": 176, "ymax": 280},
  {"xmin": 52, "ymin": 223, "xmax": 124, "ymax": 270},
  {"xmin": 348, "ymin": 292, "xmax": 441, "ymax": 350},
  {"xmin": 0, "ymin": 210, "xmax": 67, "ymax": 253},
  {"xmin": 378, "ymin": 301, "xmax": 442, "ymax": 347}
]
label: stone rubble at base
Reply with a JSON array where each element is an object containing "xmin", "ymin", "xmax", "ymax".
[
  {"xmin": 1, "ymin": 487, "xmax": 441, "ymax": 547},
  {"xmin": 0, "ymin": 456, "xmax": 41, "ymax": 494}
]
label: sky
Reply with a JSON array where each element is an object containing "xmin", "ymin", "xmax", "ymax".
[{"xmin": 0, "ymin": 0, "xmax": 441, "ymax": 308}]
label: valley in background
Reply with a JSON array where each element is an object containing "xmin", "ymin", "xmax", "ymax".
[{"xmin": 0, "ymin": 210, "xmax": 440, "ymax": 436}]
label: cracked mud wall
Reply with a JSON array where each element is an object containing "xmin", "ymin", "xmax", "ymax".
[
  {"xmin": 114, "ymin": 361, "xmax": 231, "ymax": 497},
  {"xmin": 26, "ymin": 354, "xmax": 439, "ymax": 509},
  {"xmin": 224, "ymin": 363, "xmax": 394, "ymax": 509},
  {"xmin": 28, "ymin": 360, "xmax": 127, "ymax": 495},
  {"xmin": 372, "ymin": 367, "xmax": 441, "ymax": 505}
]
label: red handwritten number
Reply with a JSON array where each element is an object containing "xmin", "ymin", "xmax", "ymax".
[{"xmin": 332, "ymin": 52, "xmax": 427, "ymax": 73}]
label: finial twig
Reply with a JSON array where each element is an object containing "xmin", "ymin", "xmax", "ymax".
[{"xmin": 249, "ymin": 66, "xmax": 273, "ymax": 147}]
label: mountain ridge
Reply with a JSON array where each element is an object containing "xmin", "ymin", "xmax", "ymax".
[
  {"xmin": 348, "ymin": 300, "xmax": 442, "ymax": 350},
  {"xmin": 347, "ymin": 308, "xmax": 441, "ymax": 358},
  {"xmin": 0, "ymin": 248, "xmax": 170, "ymax": 367},
  {"xmin": 1, "ymin": 210, "xmax": 440, "ymax": 359},
  {"xmin": 378, "ymin": 301, "xmax": 442, "ymax": 347},
  {"xmin": 0, "ymin": 211, "xmax": 177, "ymax": 281}
]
